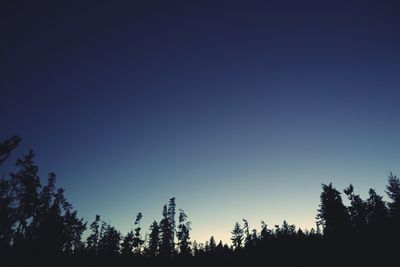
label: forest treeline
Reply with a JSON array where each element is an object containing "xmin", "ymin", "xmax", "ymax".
[{"xmin": 1, "ymin": 135, "xmax": 399, "ymax": 266}]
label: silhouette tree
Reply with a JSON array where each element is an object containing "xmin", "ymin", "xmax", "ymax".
[
  {"xmin": 86, "ymin": 215, "xmax": 101, "ymax": 254},
  {"xmin": 0, "ymin": 135, "xmax": 20, "ymax": 165},
  {"xmin": 0, "ymin": 136, "xmax": 19, "ymax": 249},
  {"xmin": 242, "ymin": 219, "xmax": 252, "ymax": 248},
  {"xmin": 344, "ymin": 184, "xmax": 367, "ymax": 233},
  {"xmin": 147, "ymin": 221, "xmax": 160, "ymax": 256},
  {"xmin": 98, "ymin": 222, "xmax": 121, "ymax": 255},
  {"xmin": 133, "ymin": 212, "xmax": 144, "ymax": 254},
  {"xmin": 177, "ymin": 209, "xmax": 191, "ymax": 256},
  {"xmin": 231, "ymin": 222, "xmax": 244, "ymax": 251},
  {"xmin": 386, "ymin": 173, "xmax": 400, "ymax": 223},
  {"xmin": 366, "ymin": 189, "xmax": 388, "ymax": 233},
  {"xmin": 167, "ymin": 197, "xmax": 176, "ymax": 254},
  {"xmin": 208, "ymin": 236, "xmax": 216, "ymax": 254},
  {"xmin": 121, "ymin": 230, "xmax": 135, "ymax": 255},
  {"xmin": 10, "ymin": 151, "xmax": 41, "ymax": 244},
  {"xmin": 260, "ymin": 220, "xmax": 273, "ymax": 241},
  {"xmin": 316, "ymin": 183, "xmax": 350, "ymax": 239},
  {"xmin": 0, "ymin": 174, "xmax": 14, "ymax": 249},
  {"xmin": 159, "ymin": 198, "xmax": 176, "ymax": 257},
  {"xmin": 275, "ymin": 220, "xmax": 296, "ymax": 238}
]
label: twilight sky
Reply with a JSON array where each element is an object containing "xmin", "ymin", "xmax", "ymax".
[{"xmin": 1, "ymin": 0, "xmax": 400, "ymax": 243}]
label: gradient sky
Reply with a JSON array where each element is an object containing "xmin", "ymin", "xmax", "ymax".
[{"xmin": 1, "ymin": 0, "xmax": 400, "ymax": 244}]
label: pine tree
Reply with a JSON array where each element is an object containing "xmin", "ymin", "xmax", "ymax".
[
  {"xmin": 177, "ymin": 209, "xmax": 191, "ymax": 256},
  {"xmin": 209, "ymin": 236, "xmax": 216, "ymax": 254},
  {"xmin": 0, "ymin": 135, "xmax": 21, "ymax": 165},
  {"xmin": 148, "ymin": 221, "xmax": 159, "ymax": 256},
  {"xmin": 133, "ymin": 212, "xmax": 144, "ymax": 254},
  {"xmin": 86, "ymin": 215, "xmax": 101, "ymax": 254},
  {"xmin": 10, "ymin": 151, "xmax": 41, "ymax": 242},
  {"xmin": 231, "ymin": 222, "xmax": 244, "ymax": 251},
  {"xmin": 386, "ymin": 173, "xmax": 400, "ymax": 222},
  {"xmin": 316, "ymin": 183, "xmax": 351, "ymax": 239},
  {"xmin": 367, "ymin": 189, "xmax": 388, "ymax": 233},
  {"xmin": 98, "ymin": 222, "xmax": 121, "ymax": 255},
  {"xmin": 121, "ymin": 230, "xmax": 134, "ymax": 255},
  {"xmin": 344, "ymin": 184, "xmax": 367, "ymax": 232}
]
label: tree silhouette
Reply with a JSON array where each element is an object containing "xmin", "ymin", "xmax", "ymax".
[
  {"xmin": 344, "ymin": 184, "xmax": 367, "ymax": 234},
  {"xmin": 0, "ymin": 135, "xmax": 20, "ymax": 165},
  {"xmin": 86, "ymin": 215, "xmax": 101, "ymax": 254},
  {"xmin": 208, "ymin": 236, "xmax": 216, "ymax": 254},
  {"xmin": 97, "ymin": 222, "xmax": 121, "ymax": 255},
  {"xmin": 386, "ymin": 173, "xmax": 400, "ymax": 222},
  {"xmin": 147, "ymin": 221, "xmax": 159, "ymax": 256},
  {"xmin": 316, "ymin": 183, "xmax": 350, "ymax": 239},
  {"xmin": 11, "ymin": 151, "xmax": 41, "ymax": 244},
  {"xmin": 133, "ymin": 212, "xmax": 144, "ymax": 254},
  {"xmin": 121, "ymin": 230, "xmax": 134, "ymax": 255},
  {"xmin": 366, "ymin": 189, "xmax": 388, "ymax": 235},
  {"xmin": 177, "ymin": 209, "xmax": 191, "ymax": 256},
  {"xmin": 231, "ymin": 222, "xmax": 244, "ymax": 251},
  {"xmin": 159, "ymin": 198, "xmax": 176, "ymax": 257}
]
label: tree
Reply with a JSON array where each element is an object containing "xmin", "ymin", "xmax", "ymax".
[
  {"xmin": 275, "ymin": 220, "xmax": 296, "ymax": 238},
  {"xmin": 98, "ymin": 222, "xmax": 121, "ymax": 255},
  {"xmin": 160, "ymin": 198, "xmax": 176, "ymax": 257},
  {"xmin": 344, "ymin": 184, "xmax": 367, "ymax": 233},
  {"xmin": 10, "ymin": 151, "xmax": 41, "ymax": 243},
  {"xmin": 86, "ymin": 215, "xmax": 101, "ymax": 254},
  {"xmin": 260, "ymin": 220, "xmax": 273, "ymax": 241},
  {"xmin": 231, "ymin": 222, "xmax": 244, "ymax": 250},
  {"xmin": 147, "ymin": 221, "xmax": 159, "ymax": 256},
  {"xmin": 386, "ymin": 173, "xmax": 400, "ymax": 222},
  {"xmin": 0, "ymin": 175, "xmax": 14, "ymax": 248},
  {"xmin": 177, "ymin": 209, "xmax": 191, "ymax": 256},
  {"xmin": 316, "ymin": 183, "xmax": 350, "ymax": 239},
  {"xmin": 167, "ymin": 197, "xmax": 176, "ymax": 254},
  {"xmin": 0, "ymin": 135, "xmax": 20, "ymax": 165},
  {"xmin": 133, "ymin": 212, "xmax": 144, "ymax": 254},
  {"xmin": 209, "ymin": 236, "xmax": 216, "ymax": 254},
  {"xmin": 366, "ymin": 189, "xmax": 388, "ymax": 231},
  {"xmin": 121, "ymin": 230, "xmax": 134, "ymax": 255},
  {"xmin": 242, "ymin": 219, "xmax": 252, "ymax": 248}
]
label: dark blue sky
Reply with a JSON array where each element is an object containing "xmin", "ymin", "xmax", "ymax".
[{"xmin": 1, "ymin": 0, "xmax": 400, "ymax": 243}]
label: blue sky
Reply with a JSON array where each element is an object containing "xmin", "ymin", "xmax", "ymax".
[{"xmin": 1, "ymin": 0, "xmax": 400, "ymax": 243}]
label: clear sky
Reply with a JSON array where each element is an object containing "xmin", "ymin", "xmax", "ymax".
[{"xmin": 1, "ymin": 0, "xmax": 400, "ymax": 244}]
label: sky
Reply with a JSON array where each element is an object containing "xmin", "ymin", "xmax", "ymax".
[{"xmin": 1, "ymin": 0, "xmax": 400, "ymax": 244}]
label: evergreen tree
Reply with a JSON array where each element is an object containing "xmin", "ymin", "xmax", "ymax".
[
  {"xmin": 121, "ymin": 230, "xmax": 134, "ymax": 255},
  {"xmin": 98, "ymin": 222, "xmax": 121, "ymax": 255},
  {"xmin": 316, "ymin": 183, "xmax": 351, "ymax": 239},
  {"xmin": 160, "ymin": 198, "xmax": 176, "ymax": 257},
  {"xmin": 209, "ymin": 236, "xmax": 216, "ymax": 254},
  {"xmin": 344, "ymin": 184, "xmax": 367, "ymax": 233},
  {"xmin": 386, "ymin": 173, "xmax": 400, "ymax": 222},
  {"xmin": 177, "ymin": 209, "xmax": 191, "ymax": 256},
  {"xmin": 10, "ymin": 151, "xmax": 41, "ymax": 243},
  {"xmin": 0, "ymin": 176, "xmax": 14, "ymax": 248},
  {"xmin": 260, "ymin": 220, "xmax": 273, "ymax": 241},
  {"xmin": 242, "ymin": 219, "xmax": 252, "ymax": 248},
  {"xmin": 231, "ymin": 222, "xmax": 244, "ymax": 251},
  {"xmin": 366, "ymin": 189, "xmax": 388, "ymax": 231},
  {"xmin": 159, "ymin": 204, "xmax": 170, "ymax": 256},
  {"xmin": 167, "ymin": 197, "xmax": 176, "ymax": 255},
  {"xmin": 86, "ymin": 215, "xmax": 101, "ymax": 254},
  {"xmin": 0, "ymin": 135, "xmax": 21, "ymax": 165},
  {"xmin": 148, "ymin": 221, "xmax": 159, "ymax": 256},
  {"xmin": 133, "ymin": 212, "xmax": 144, "ymax": 254}
]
